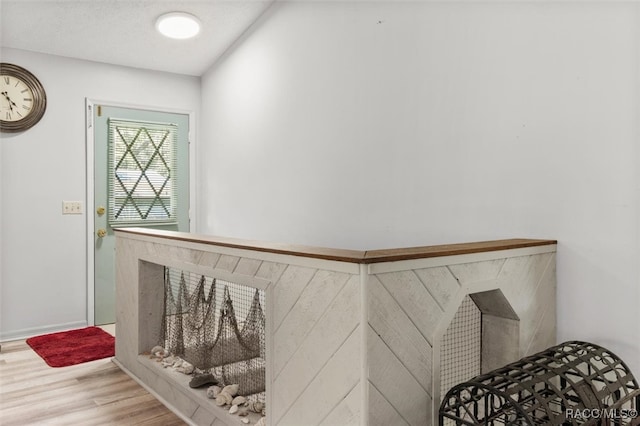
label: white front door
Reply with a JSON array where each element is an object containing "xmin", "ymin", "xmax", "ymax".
[{"xmin": 93, "ymin": 104, "xmax": 190, "ymax": 325}]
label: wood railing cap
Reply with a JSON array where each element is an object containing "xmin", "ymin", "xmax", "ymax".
[{"xmin": 115, "ymin": 228, "xmax": 556, "ymax": 264}]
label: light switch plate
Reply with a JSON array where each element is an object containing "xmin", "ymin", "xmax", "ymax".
[{"xmin": 62, "ymin": 201, "xmax": 83, "ymax": 215}]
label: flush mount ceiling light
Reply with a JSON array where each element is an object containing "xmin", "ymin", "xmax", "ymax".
[{"xmin": 156, "ymin": 12, "xmax": 201, "ymax": 39}]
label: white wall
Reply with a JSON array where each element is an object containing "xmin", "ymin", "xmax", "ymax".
[
  {"xmin": 0, "ymin": 48, "xmax": 200, "ymax": 340},
  {"xmin": 200, "ymin": 2, "xmax": 640, "ymax": 375}
]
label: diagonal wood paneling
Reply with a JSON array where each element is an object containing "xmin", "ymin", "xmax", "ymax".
[
  {"xmin": 272, "ymin": 265, "xmax": 317, "ymax": 330},
  {"xmin": 214, "ymin": 254, "xmax": 240, "ymax": 272},
  {"xmin": 233, "ymin": 257, "xmax": 263, "ymax": 276},
  {"xmin": 117, "ymin": 233, "xmax": 556, "ymax": 426},
  {"xmin": 196, "ymin": 251, "xmax": 221, "ymax": 268},
  {"xmin": 376, "ymin": 270, "xmax": 444, "ymax": 345},
  {"xmin": 273, "ymin": 270, "xmax": 352, "ymax": 376},
  {"xmin": 519, "ymin": 257, "xmax": 556, "ymax": 357},
  {"xmin": 499, "ymin": 253, "xmax": 554, "ymax": 314},
  {"xmin": 413, "ymin": 266, "xmax": 460, "ymax": 312},
  {"xmin": 368, "ymin": 276, "xmax": 433, "ymax": 394},
  {"xmin": 319, "ymin": 382, "xmax": 361, "ymax": 426},
  {"xmin": 273, "ymin": 275, "xmax": 360, "ymax": 421},
  {"xmin": 368, "ymin": 382, "xmax": 410, "ymax": 426},
  {"xmin": 447, "ymin": 258, "xmax": 506, "ymax": 285},
  {"xmin": 493, "ymin": 253, "xmax": 556, "ymax": 357},
  {"xmin": 255, "ymin": 261, "xmax": 288, "ymax": 282},
  {"xmin": 524, "ymin": 294, "xmax": 556, "ymax": 357},
  {"xmin": 276, "ymin": 328, "xmax": 361, "ymax": 426},
  {"xmin": 368, "ymin": 326, "xmax": 432, "ymax": 426}
]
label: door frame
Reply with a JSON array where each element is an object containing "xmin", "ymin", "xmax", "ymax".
[{"xmin": 85, "ymin": 98, "xmax": 196, "ymax": 325}]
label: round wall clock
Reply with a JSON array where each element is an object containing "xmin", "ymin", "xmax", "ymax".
[{"xmin": 0, "ymin": 63, "xmax": 47, "ymax": 133}]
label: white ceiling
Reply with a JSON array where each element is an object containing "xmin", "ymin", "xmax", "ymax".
[{"xmin": 0, "ymin": 0, "xmax": 275, "ymax": 76}]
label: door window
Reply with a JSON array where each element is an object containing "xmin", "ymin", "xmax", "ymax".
[{"xmin": 108, "ymin": 118, "xmax": 177, "ymax": 226}]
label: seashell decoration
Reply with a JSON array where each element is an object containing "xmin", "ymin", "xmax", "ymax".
[
  {"xmin": 255, "ymin": 417, "xmax": 267, "ymax": 426},
  {"xmin": 231, "ymin": 396, "xmax": 246, "ymax": 406},
  {"xmin": 246, "ymin": 401, "xmax": 265, "ymax": 414},
  {"xmin": 241, "ymin": 419, "xmax": 250, "ymax": 424},
  {"xmin": 161, "ymin": 355, "xmax": 177, "ymax": 367},
  {"xmin": 206, "ymin": 385, "xmax": 221, "ymax": 399},
  {"xmin": 150, "ymin": 346, "xmax": 166, "ymax": 359},
  {"xmin": 221, "ymin": 384, "xmax": 239, "ymax": 397},
  {"xmin": 229, "ymin": 404, "xmax": 239, "ymax": 415},
  {"xmin": 237, "ymin": 407, "xmax": 249, "ymax": 417},
  {"xmin": 176, "ymin": 360, "xmax": 194, "ymax": 375},
  {"xmin": 215, "ymin": 391, "xmax": 233, "ymax": 406}
]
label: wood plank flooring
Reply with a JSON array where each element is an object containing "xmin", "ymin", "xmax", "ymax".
[{"xmin": 0, "ymin": 327, "xmax": 186, "ymax": 426}]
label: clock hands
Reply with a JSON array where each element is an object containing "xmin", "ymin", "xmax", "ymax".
[{"xmin": 1, "ymin": 91, "xmax": 16, "ymax": 112}]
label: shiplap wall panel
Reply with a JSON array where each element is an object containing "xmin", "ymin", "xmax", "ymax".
[
  {"xmin": 368, "ymin": 382, "xmax": 410, "ymax": 426},
  {"xmin": 276, "ymin": 328, "xmax": 361, "ymax": 425},
  {"xmin": 273, "ymin": 269, "xmax": 352, "ymax": 376},
  {"xmin": 116, "ymin": 232, "xmax": 556, "ymax": 426},
  {"xmin": 367, "ymin": 326, "xmax": 431, "ymax": 426},
  {"xmin": 214, "ymin": 254, "xmax": 240, "ymax": 272},
  {"xmin": 499, "ymin": 253, "xmax": 555, "ymax": 312},
  {"xmin": 273, "ymin": 275, "xmax": 360, "ymax": 421},
  {"xmin": 233, "ymin": 257, "xmax": 263, "ymax": 276},
  {"xmin": 367, "ymin": 252, "xmax": 556, "ymax": 425},
  {"xmin": 376, "ymin": 270, "xmax": 444, "ymax": 345},
  {"xmin": 413, "ymin": 266, "xmax": 460, "ymax": 311},
  {"xmin": 255, "ymin": 261, "xmax": 288, "ymax": 282},
  {"xmin": 368, "ymin": 275, "xmax": 433, "ymax": 393},
  {"xmin": 319, "ymin": 382, "xmax": 361, "ymax": 426},
  {"xmin": 524, "ymin": 295, "xmax": 556, "ymax": 356},
  {"xmin": 447, "ymin": 258, "xmax": 506, "ymax": 284},
  {"xmin": 520, "ymin": 259, "xmax": 556, "ymax": 357},
  {"xmin": 272, "ymin": 265, "xmax": 317, "ymax": 330},
  {"xmin": 197, "ymin": 251, "xmax": 222, "ymax": 268},
  {"xmin": 497, "ymin": 253, "xmax": 556, "ymax": 358},
  {"xmin": 192, "ymin": 406, "xmax": 217, "ymax": 426}
]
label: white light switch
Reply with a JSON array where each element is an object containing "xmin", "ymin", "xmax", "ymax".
[{"xmin": 62, "ymin": 201, "xmax": 83, "ymax": 215}]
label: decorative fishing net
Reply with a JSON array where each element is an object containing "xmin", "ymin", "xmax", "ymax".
[{"xmin": 161, "ymin": 268, "xmax": 266, "ymax": 401}]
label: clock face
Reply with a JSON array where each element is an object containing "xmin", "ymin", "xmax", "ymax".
[
  {"xmin": 1, "ymin": 75, "xmax": 35, "ymax": 122},
  {"xmin": 0, "ymin": 63, "xmax": 47, "ymax": 133}
]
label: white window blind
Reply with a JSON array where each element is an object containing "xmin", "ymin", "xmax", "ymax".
[{"xmin": 108, "ymin": 118, "xmax": 178, "ymax": 226}]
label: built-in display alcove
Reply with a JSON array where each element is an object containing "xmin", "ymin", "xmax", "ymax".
[
  {"xmin": 439, "ymin": 289, "xmax": 520, "ymax": 425},
  {"xmin": 136, "ymin": 259, "xmax": 269, "ymax": 425},
  {"xmin": 115, "ymin": 229, "xmax": 557, "ymax": 425}
]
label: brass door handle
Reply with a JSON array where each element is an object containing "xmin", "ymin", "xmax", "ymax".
[{"xmin": 97, "ymin": 229, "xmax": 107, "ymax": 238}]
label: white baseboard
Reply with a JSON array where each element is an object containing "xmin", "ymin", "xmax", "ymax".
[{"xmin": 0, "ymin": 321, "xmax": 88, "ymax": 342}]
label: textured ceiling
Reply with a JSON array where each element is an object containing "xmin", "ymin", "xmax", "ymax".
[{"xmin": 0, "ymin": 0, "xmax": 274, "ymax": 76}]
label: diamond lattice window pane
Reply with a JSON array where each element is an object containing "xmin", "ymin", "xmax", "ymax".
[{"xmin": 108, "ymin": 119, "xmax": 178, "ymax": 225}]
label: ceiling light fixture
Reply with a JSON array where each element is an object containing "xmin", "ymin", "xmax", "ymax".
[{"xmin": 156, "ymin": 12, "xmax": 201, "ymax": 40}]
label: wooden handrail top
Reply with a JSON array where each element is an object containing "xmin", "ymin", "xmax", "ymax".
[{"xmin": 115, "ymin": 228, "xmax": 556, "ymax": 264}]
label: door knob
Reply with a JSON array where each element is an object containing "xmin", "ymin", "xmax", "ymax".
[
  {"xmin": 96, "ymin": 206, "xmax": 105, "ymax": 216},
  {"xmin": 97, "ymin": 229, "xmax": 107, "ymax": 238}
]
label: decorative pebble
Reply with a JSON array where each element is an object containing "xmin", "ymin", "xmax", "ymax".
[
  {"xmin": 241, "ymin": 419, "xmax": 249, "ymax": 424},
  {"xmin": 229, "ymin": 404, "xmax": 239, "ymax": 415},
  {"xmin": 256, "ymin": 417, "xmax": 267, "ymax": 426},
  {"xmin": 189, "ymin": 373, "xmax": 218, "ymax": 388},
  {"xmin": 237, "ymin": 408, "xmax": 249, "ymax": 417}
]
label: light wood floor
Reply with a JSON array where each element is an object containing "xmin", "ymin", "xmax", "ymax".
[{"xmin": 0, "ymin": 326, "xmax": 186, "ymax": 426}]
